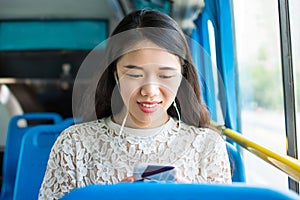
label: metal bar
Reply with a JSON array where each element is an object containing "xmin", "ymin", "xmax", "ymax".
[
  {"xmin": 277, "ymin": 0, "xmax": 299, "ymax": 193},
  {"xmin": 211, "ymin": 121, "xmax": 300, "ymax": 183}
]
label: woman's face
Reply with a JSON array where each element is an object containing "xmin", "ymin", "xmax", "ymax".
[{"xmin": 116, "ymin": 42, "xmax": 182, "ymax": 128}]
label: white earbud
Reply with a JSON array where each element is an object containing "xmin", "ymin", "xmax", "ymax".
[
  {"xmin": 114, "ymin": 71, "xmax": 118, "ymax": 84},
  {"xmin": 114, "ymin": 72, "xmax": 120, "ymax": 89}
]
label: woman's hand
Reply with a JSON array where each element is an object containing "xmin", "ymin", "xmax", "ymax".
[
  {"xmin": 120, "ymin": 176, "xmax": 189, "ymax": 183},
  {"xmin": 120, "ymin": 176, "xmax": 135, "ymax": 182},
  {"xmin": 175, "ymin": 177, "xmax": 189, "ymax": 183}
]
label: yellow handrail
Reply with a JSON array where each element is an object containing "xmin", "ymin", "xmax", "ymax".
[{"xmin": 211, "ymin": 121, "xmax": 300, "ymax": 182}]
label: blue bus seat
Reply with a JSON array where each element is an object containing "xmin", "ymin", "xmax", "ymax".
[
  {"xmin": 12, "ymin": 118, "xmax": 75, "ymax": 200},
  {"xmin": 226, "ymin": 142, "xmax": 246, "ymax": 182},
  {"xmin": 60, "ymin": 183, "xmax": 299, "ymax": 200},
  {"xmin": 0, "ymin": 112, "xmax": 62, "ymax": 200}
]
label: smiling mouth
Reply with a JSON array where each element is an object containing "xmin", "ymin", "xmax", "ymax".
[
  {"xmin": 141, "ymin": 103, "xmax": 157, "ymax": 108},
  {"xmin": 138, "ymin": 101, "xmax": 162, "ymax": 113}
]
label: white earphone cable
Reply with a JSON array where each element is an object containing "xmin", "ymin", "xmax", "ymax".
[{"xmin": 173, "ymin": 100, "xmax": 181, "ymax": 130}]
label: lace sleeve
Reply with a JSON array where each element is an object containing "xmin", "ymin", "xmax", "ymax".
[
  {"xmin": 199, "ymin": 132, "xmax": 232, "ymax": 183},
  {"xmin": 38, "ymin": 128, "xmax": 77, "ymax": 200}
]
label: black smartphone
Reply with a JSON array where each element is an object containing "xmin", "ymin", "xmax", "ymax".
[{"xmin": 133, "ymin": 164, "xmax": 176, "ymax": 182}]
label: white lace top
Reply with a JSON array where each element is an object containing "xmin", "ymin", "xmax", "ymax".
[{"xmin": 38, "ymin": 117, "xmax": 232, "ymax": 200}]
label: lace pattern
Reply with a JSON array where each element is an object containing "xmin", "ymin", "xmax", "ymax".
[{"xmin": 38, "ymin": 117, "xmax": 232, "ymax": 200}]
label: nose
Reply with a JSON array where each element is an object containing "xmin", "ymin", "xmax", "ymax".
[{"xmin": 140, "ymin": 83, "xmax": 160, "ymax": 97}]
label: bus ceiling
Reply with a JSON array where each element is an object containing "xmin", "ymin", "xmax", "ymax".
[{"xmin": 0, "ymin": 0, "xmax": 205, "ymax": 34}]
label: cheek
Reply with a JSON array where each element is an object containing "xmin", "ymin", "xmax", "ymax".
[
  {"xmin": 160, "ymin": 77, "xmax": 182, "ymax": 98},
  {"xmin": 119, "ymin": 81, "xmax": 140, "ymax": 105},
  {"xmin": 163, "ymin": 87, "xmax": 178, "ymax": 107},
  {"xmin": 162, "ymin": 80, "xmax": 182, "ymax": 108}
]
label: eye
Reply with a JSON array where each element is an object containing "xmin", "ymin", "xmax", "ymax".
[
  {"xmin": 126, "ymin": 73, "xmax": 143, "ymax": 78},
  {"xmin": 159, "ymin": 75, "xmax": 175, "ymax": 79}
]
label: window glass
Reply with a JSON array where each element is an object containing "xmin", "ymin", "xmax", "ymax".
[
  {"xmin": 233, "ymin": 0, "xmax": 289, "ymax": 191},
  {"xmin": 207, "ymin": 20, "xmax": 224, "ymax": 124}
]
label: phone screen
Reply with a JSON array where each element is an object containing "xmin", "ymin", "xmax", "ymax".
[{"xmin": 133, "ymin": 164, "xmax": 176, "ymax": 182}]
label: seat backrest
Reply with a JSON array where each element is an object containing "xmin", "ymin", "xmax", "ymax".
[
  {"xmin": 60, "ymin": 183, "xmax": 299, "ymax": 200},
  {"xmin": 226, "ymin": 142, "xmax": 246, "ymax": 182},
  {"xmin": 12, "ymin": 118, "xmax": 74, "ymax": 200},
  {"xmin": 0, "ymin": 112, "xmax": 62, "ymax": 200}
]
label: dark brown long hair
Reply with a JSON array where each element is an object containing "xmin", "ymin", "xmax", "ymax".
[{"xmin": 95, "ymin": 9, "xmax": 210, "ymax": 127}]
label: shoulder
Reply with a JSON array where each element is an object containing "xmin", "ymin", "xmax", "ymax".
[
  {"xmin": 56, "ymin": 118, "xmax": 110, "ymax": 142},
  {"xmin": 179, "ymin": 121, "xmax": 225, "ymax": 149},
  {"xmin": 67, "ymin": 118, "xmax": 109, "ymax": 132},
  {"xmin": 180, "ymin": 121, "xmax": 223, "ymax": 139}
]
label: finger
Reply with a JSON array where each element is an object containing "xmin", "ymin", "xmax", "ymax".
[
  {"xmin": 120, "ymin": 176, "xmax": 135, "ymax": 182},
  {"xmin": 175, "ymin": 177, "xmax": 189, "ymax": 183}
]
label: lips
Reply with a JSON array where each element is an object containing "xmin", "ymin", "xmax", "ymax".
[{"xmin": 137, "ymin": 101, "xmax": 162, "ymax": 113}]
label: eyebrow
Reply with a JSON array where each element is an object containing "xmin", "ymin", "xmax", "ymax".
[
  {"xmin": 123, "ymin": 65, "xmax": 178, "ymax": 70},
  {"xmin": 123, "ymin": 65, "xmax": 143, "ymax": 70},
  {"xmin": 159, "ymin": 66, "xmax": 178, "ymax": 71}
]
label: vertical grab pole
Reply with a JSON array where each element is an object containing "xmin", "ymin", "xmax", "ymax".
[{"xmin": 277, "ymin": 0, "xmax": 299, "ymax": 193}]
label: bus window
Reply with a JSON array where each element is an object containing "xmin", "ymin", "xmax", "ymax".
[
  {"xmin": 207, "ymin": 20, "xmax": 224, "ymax": 125},
  {"xmin": 233, "ymin": 0, "xmax": 289, "ymax": 191}
]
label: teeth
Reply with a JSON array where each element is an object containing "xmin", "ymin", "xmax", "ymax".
[{"xmin": 142, "ymin": 103, "xmax": 156, "ymax": 108}]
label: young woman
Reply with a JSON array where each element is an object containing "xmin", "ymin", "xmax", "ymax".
[{"xmin": 39, "ymin": 9, "xmax": 232, "ymax": 200}]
